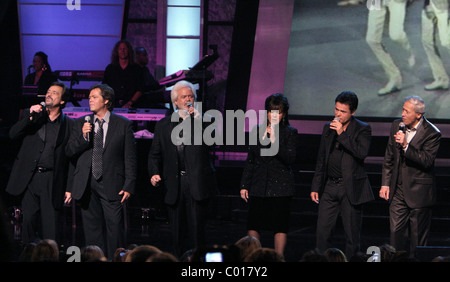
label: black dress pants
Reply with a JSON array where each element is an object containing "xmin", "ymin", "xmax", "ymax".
[
  {"xmin": 167, "ymin": 173, "xmax": 209, "ymax": 257},
  {"xmin": 80, "ymin": 176, "xmax": 124, "ymax": 260},
  {"xmin": 21, "ymin": 171, "xmax": 58, "ymax": 244},
  {"xmin": 389, "ymin": 184, "xmax": 432, "ymax": 257},
  {"xmin": 316, "ymin": 179, "xmax": 362, "ymax": 258}
]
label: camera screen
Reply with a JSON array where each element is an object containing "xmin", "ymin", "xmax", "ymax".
[
  {"xmin": 283, "ymin": 1, "xmax": 449, "ymax": 119},
  {"xmin": 205, "ymin": 252, "xmax": 223, "ymax": 262}
]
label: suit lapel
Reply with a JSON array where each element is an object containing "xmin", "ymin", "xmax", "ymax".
[
  {"xmin": 340, "ymin": 118, "xmax": 357, "ymax": 175},
  {"xmin": 324, "ymin": 124, "xmax": 335, "ymax": 159},
  {"xmin": 55, "ymin": 113, "xmax": 66, "ymax": 148},
  {"xmin": 36, "ymin": 113, "xmax": 47, "ymax": 141},
  {"xmin": 103, "ymin": 113, "xmax": 116, "ymax": 151},
  {"xmin": 344, "ymin": 117, "xmax": 357, "ymax": 138},
  {"xmin": 408, "ymin": 118, "xmax": 426, "ymax": 149},
  {"xmin": 38, "ymin": 124, "xmax": 46, "ymax": 142}
]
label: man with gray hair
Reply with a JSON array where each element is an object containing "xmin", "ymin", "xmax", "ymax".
[
  {"xmin": 148, "ymin": 80, "xmax": 217, "ymax": 257},
  {"xmin": 380, "ymin": 95, "xmax": 441, "ymax": 258}
]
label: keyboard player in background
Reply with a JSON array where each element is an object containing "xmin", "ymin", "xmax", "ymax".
[
  {"xmin": 135, "ymin": 47, "xmax": 165, "ymax": 108},
  {"xmin": 102, "ymin": 40, "xmax": 144, "ymax": 108},
  {"xmin": 24, "ymin": 51, "xmax": 57, "ymax": 96}
]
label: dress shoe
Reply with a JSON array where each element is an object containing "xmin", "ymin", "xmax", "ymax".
[
  {"xmin": 378, "ymin": 78, "xmax": 402, "ymax": 96},
  {"xmin": 424, "ymin": 79, "xmax": 449, "ymax": 91},
  {"xmin": 337, "ymin": 0, "xmax": 362, "ymax": 6}
]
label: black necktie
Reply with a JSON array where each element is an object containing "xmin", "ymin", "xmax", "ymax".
[{"xmin": 92, "ymin": 119, "xmax": 104, "ymax": 180}]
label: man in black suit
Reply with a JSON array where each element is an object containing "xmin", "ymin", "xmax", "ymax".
[
  {"xmin": 66, "ymin": 84, "xmax": 137, "ymax": 259},
  {"xmin": 310, "ymin": 91, "xmax": 374, "ymax": 258},
  {"xmin": 148, "ymin": 80, "xmax": 217, "ymax": 257},
  {"xmin": 379, "ymin": 96, "xmax": 440, "ymax": 257},
  {"xmin": 6, "ymin": 81, "xmax": 74, "ymax": 244}
]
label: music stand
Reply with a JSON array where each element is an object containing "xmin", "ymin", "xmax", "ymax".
[{"xmin": 190, "ymin": 45, "xmax": 218, "ymax": 106}]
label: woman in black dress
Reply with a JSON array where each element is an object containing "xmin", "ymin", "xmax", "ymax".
[{"xmin": 240, "ymin": 93, "xmax": 298, "ymax": 256}]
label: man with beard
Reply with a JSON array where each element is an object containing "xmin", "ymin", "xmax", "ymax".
[{"xmin": 6, "ymin": 82, "xmax": 74, "ymax": 244}]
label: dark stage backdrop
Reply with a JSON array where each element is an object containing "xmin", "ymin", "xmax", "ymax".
[{"xmin": 284, "ymin": 0, "xmax": 450, "ymax": 120}]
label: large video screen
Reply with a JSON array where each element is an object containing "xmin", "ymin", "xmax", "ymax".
[{"xmin": 283, "ymin": 0, "xmax": 450, "ymax": 120}]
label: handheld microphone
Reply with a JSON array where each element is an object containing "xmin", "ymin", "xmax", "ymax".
[
  {"xmin": 398, "ymin": 122, "xmax": 406, "ymax": 133},
  {"xmin": 396, "ymin": 122, "xmax": 406, "ymax": 150},
  {"xmin": 84, "ymin": 116, "xmax": 92, "ymax": 143},
  {"xmin": 331, "ymin": 117, "xmax": 341, "ymax": 134},
  {"xmin": 187, "ymin": 103, "xmax": 194, "ymax": 118},
  {"xmin": 31, "ymin": 102, "xmax": 46, "ymax": 120}
]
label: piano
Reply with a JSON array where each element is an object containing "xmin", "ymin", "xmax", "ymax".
[
  {"xmin": 55, "ymin": 70, "xmax": 104, "ymax": 82},
  {"xmin": 21, "ymin": 85, "xmax": 40, "ymax": 96},
  {"xmin": 53, "ymin": 70, "xmax": 105, "ymax": 105},
  {"xmin": 158, "ymin": 45, "xmax": 218, "ymax": 87}
]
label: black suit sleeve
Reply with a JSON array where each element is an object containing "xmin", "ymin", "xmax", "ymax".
[
  {"xmin": 381, "ymin": 122, "xmax": 397, "ymax": 188},
  {"xmin": 65, "ymin": 118, "xmax": 76, "ymax": 194},
  {"xmin": 148, "ymin": 119, "xmax": 163, "ymax": 178},
  {"xmin": 239, "ymin": 125, "xmax": 260, "ymax": 191},
  {"xmin": 240, "ymin": 146, "xmax": 256, "ymax": 191},
  {"xmin": 123, "ymin": 119, "xmax": 137, "ymax": 194},
  {"xmin": 311, "ymin": 124, "xmax": 329, "ymax": 193},
  {"xmin": 65, "ymin": 117, "xmax": 90, "ymax": 158},
  {"xmin": 9, "ymin": 109, "xmax": 45, "ymax": 140}
]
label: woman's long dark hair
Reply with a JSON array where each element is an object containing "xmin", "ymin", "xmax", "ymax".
[{"xmin": 264, "ymin": 93, "xmax": 290, "ymax": 126}]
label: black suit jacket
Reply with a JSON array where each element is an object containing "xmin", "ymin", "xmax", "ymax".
[
  {"xmin": 6, "ymin": 109, "xmax": 74, "ymax": 209},
  {"xmin": 311, "ymin": 117, "xmax": 374, "ymax": 205},
  {"xmin": 147, "ymin": 113, "xmax": 217, "ymax": 205},
  {"xmin": 381, "ymin": 118, "xmax": 441, "ymax": 208},
  {"xmin": 240, "ymin": 124, "xmax": 299, "ymax": 197},
  {"xmin": 66, "ymin": 113, "xmax": 137, "ymax": 201}
]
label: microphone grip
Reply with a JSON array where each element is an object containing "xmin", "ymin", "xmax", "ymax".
[
  {"xmin": 30, "ymin": 103, "xmax": 46, "ymax": 120},
  {"xmin": 187, "ymin": 103, "xmax": 194, "ymax": 118},
  {"xmin": 84, "ymin": 117, "xmax": 92, "ymax": 143},
  {"xmin": 31, "ymin": 110, "xmax": 39, "ymax": 120},
  {"xmin": 85, "ymin": 123, "xmax": 93, "ymax": 143}
]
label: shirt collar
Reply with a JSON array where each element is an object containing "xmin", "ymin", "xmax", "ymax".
[
  {"xmin": 47, "ymin": 113, "xmax": 62, "ymax": 124},
  {"xmin": 94, "ymin": 111, "xmax": 111, "ymax": 124},
  {"xmin": 407, "ymin": 117, "xmax": 422, "ymax": 132}
]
